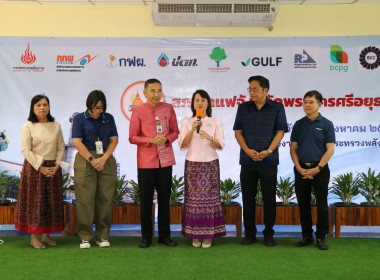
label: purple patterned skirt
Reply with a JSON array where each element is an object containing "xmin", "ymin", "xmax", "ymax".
[{"xmin": 182, "ymin": 159, "xmax": 226, "ymax": 239}]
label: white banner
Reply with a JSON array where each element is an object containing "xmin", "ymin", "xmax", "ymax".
[{"xmin": 1, "ymin": 37, "xmax": 379, "ymax": 202}]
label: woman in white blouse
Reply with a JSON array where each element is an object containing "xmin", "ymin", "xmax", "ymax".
[
  {"xmin": 178, "ymin": 90, "xmax": 226, "ymax": 248},
  {"xmin": 15, "ymin": 95, "xmax": 65, "ymax": 249}
]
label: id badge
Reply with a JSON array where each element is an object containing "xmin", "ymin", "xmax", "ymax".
[
  {"xmin": 95, "ymin": 141, "xmax": 104, "ymax": 154},
  {"xmin": 156, "ymin": 116, "xmax": 163, "ymax": 134}
]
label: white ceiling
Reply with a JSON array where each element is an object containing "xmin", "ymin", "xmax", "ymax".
[{"xmin": 0, "ymin": 0, "xmax": 379, "ymax": 5}]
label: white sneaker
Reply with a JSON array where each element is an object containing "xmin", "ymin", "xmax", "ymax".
[
  {"xmin": 96, "ymin": 239, "xmax": 110, "ymax": 248},
  {"xmin": 80, "ymin": 240, "xmax": 91, "ymax": 249}
]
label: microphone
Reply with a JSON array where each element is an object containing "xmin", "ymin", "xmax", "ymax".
[{"xmin": 196, "ymin": 109, "xmax": 203, "ymax": 133}]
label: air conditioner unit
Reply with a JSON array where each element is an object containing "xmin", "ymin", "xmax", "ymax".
[{"xmin": 151, "ymin": 0, "xmax": 279, "ymax": 28}]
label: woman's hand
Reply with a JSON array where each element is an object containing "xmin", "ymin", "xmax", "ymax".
[
  {"xmin": 199, "ymin": 130, "xmax": 213, "ymax": 141},
  {"xmin": 91, "ymin": 157, "xmax": 106, "ymax": 171},
  {"xmin": 39, "ymin": 166, "xmax": 55, "ymax": 178},
  {"xmin": 191, "ymin": 119, "xmax": 201, "ymax": 132}
]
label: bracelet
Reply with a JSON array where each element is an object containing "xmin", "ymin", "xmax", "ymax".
[{"xmin": 267, "ymin": 148, "xmax": 273, "ymax": 154}]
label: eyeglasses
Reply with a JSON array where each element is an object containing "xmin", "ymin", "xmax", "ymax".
[
  {"xmin": 247, "ymin": 87, "xmax": 263, "ymax": 93},
  {"xmin": 92, "ymin": 106, "xmax": 104, "ymax": 111},
  {"xmin": 303, "ymin": 101, "xmax": 319, "ymax": 105}
]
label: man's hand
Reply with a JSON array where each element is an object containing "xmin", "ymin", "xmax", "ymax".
[{"xmin": 150, "ymin": 135, "xmax": 167, "ymax": 146}]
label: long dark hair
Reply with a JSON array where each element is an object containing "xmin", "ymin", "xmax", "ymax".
[
  {"xmin": 28, "ymin": 95, "xmax": 55, "ymax": 123},
  {"xmin": 191, "ymin": 89, "xmax": 212, "ymax": 117}
]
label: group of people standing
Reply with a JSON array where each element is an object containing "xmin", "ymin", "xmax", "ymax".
[{"xmin": 15, "ymin": 75, "xmax": 335, "ymax": 251}]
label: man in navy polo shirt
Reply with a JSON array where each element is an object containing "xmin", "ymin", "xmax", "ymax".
[
  {"xmin": 233, "ymin": 75, "xmax": 288, "ymax": 247},
  {"xmin": 290, "ymin": 90, "xmax": 335, "ymax": 250}
]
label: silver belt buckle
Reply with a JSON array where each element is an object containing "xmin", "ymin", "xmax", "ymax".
[{"xmin": 305, "ymin": 163, "xmax": 312, "ymax": 167}]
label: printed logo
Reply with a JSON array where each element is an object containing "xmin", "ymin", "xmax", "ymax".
[
  {"xmin": 121, "ymin": 81, "xmax": 165, "ymax": 121},
  {"xmin": 293, "ymin": 48, "xmax": 318, "ymax": 70},
  {"xmin": 172, "ymin": 56, "xmax": 197, "ymax": 67},
  {"xmin": 56, "ymin": 54, "xmax": 97, "ymax": 72},
  {"xmin": 106, "ymin": 54, "xmax": 146, "ymax": 68},
  {"xmin": 359, "ymin": 46, "xmax": 380, "ymax": 70},
  {"xmin": 157, "ymin": 53, "xmax": 170, "ymax": 67},
  {"xmin": 157, "ymin": 53, "xmax": 197, "ymax": 67},
  {"xmin": 208, "ymin": 47, "xmax": 230, "ymax": 72},
  {"xmin": 241, "ymin": 56, "xmax": 283, "ymax": 67},
  {"xmin": 21, "ymin": 43, "xmax": 36, "ymax": 65},
  {"xmin": 330, "ymin": 45, "xmax": 348, "ymax": 72},
  {"xmin": 13, "ymin": 43, "xmax": 45, "ymax": 72}
]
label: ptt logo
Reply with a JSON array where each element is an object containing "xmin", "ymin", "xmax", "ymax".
[
  {"xmin": 359, "ymin": 46, "xmax": 380, "ymax": 71},
  {"xmin": 241, "ymin": 57, "xmax": 282, "ymax": 67},
  {"xmin": 157, "ymin": 53, "xmax": 197, "ymax": 67},
  {"xmin": 158, "ymin": 53, "xmax": 170, "ymax": 67},
  {"xmin": 330, "ymin": 45, "xmax": 348, "ymax": 72},
  {"xmin": 293, "ymin": 48, "xmax": 318, "ymax": 70},
  {"xmin": 106, "ymin": 54, "xmax": 146, "ymax": 68}
]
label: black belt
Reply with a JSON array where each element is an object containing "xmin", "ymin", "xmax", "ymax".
[{"xmin": 299, "ymin": 161, "xmax": 319, "ymax": 169}]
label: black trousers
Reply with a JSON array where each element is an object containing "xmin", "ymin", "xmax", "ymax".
[
  {"xmin": 294, "ymin": 163, "xmax": 330, "ymax": 239},
  {"xmin": 138, "ymin": 166, "xmax": 172, "ymax": 240},
  {"xmin": 240, "ymin": 165, "xmax": 277, "ymax": 237}
]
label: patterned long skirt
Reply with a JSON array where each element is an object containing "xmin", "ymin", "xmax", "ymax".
[
  {"xmin": 15, "ymin": 159, "xmax": 64, "ymax": 234},
  {"xmin": 182, "ymin": 159, "xmax": 226, "ymax": 239}
]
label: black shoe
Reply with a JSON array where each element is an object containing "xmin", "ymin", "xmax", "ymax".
[
  {"xmin": 295, "ymin": 237, "xmax": 314, "ymax": 247},
  {"xmin": 317, "ymin": 239, "xmax": 328, "ymax": 250},
  {"xmin": 158, "ymin": 238, "xmax": 177, "ymax": 247},
  {"xmin": 241, "ymin": 236, "xmax": 257, "ymax": 246},
  {"xmin": 139, "ymin": 239, "xmax": 152, "ymax": 248},
  {"xmin": 263, "ymin": 236, "xmax": 276, "ymax": 247}
]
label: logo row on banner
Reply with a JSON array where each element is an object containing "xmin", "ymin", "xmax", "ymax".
[{"xmin": 12, "ymin": 43, "xmax": 380, "ymax": 74}]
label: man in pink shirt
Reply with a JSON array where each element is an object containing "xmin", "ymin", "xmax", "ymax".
[{"xmin": 129, "ymin": 78, "xmax": 179, "ymax": 248}]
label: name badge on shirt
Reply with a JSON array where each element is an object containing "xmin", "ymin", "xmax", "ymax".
[
  {"xmin": 95, "ymin": 141, "xmax": 104, "ymax": 155},
  {"xmin": 156, "ymin": 116, "xmax": 163, "ymax": 134}
]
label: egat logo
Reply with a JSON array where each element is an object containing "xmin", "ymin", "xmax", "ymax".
[
  {"xmin": 330, "ymin": 45, "xmax": 348, "ymax": 72},
  {"xmin": 242, "ymin": 57, "xmax": 282, "ymax": 67}
]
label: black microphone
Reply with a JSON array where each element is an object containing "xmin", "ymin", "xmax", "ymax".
[{"xmin": 196, "ymin": 109, "xmax": 202, "ymax": 133}]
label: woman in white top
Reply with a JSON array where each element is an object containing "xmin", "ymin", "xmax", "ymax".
[
  {"xmin": 15, "ymin": 95, "xmax": 65, "ymax": 249},
  {"xmin": 178, "ymin": 90, "xmax": 226, "ymax": 248}
]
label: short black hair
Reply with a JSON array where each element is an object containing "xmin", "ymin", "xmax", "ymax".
[
  {"xmin": 145, "ymin": 78, "xmax": 162, "ymax": 89},
  {"xmin": 304, "ymin": 90, "xmax": 323, "ymax": 103},
  {"xmin": 248, "ymin": 75, "xmax": 270, "ymax": 91},
  {"xmin": 28, "ymin": 94, "xmax": 55, "ymax": 123},
  {"xmin": 86, "ymin": 90, "xmax": 107, "ymax": 112},
  {"xmin": 191, "ymin": 89, "xmax": 212, "ymax": 117}
]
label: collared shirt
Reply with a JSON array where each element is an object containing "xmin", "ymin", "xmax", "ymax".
[
  {"xmin": 233, "ymin": 98, "xmax": 288, "ymax": 166},
  {"xmin": 290, "ymin": 113, "xmax": 335, "ymax": 163},
  {"xmin": 178, "ymin": 116, "xmax": 225, "ymax": 162},
  {"xmin": 129, "ymin": 102, "xmax": 179, "ymax": 169},
  {"xmin": 72, "ymin": 110, "xmax": 118, "ymax": 151}
]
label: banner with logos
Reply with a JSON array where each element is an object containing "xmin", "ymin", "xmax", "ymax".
[{"xmin": 0, "ymin": 36, "xmax": 379, "ymax": 203}]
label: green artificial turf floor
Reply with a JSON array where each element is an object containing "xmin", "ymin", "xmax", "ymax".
[{"xmin": 1, "ymin": 237, "xmax": 379, "ymax": 280}]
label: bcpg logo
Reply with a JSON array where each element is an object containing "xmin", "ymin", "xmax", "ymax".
[
  {"xmin": 330, "ymin": 45, "xmax": 348, "ymax": 72},
  {"xmin": 359, "ymin": 46, "xmax": 380, "ymax": 70}
]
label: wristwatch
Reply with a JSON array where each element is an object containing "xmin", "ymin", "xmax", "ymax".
[
  {"xmin": 88, "ymin": 156, "xmax": 94, "ymax": 163},
  {"xmin": 267, "ymin": 148, "xmax": 273, "ymax": 154},
  {"xmin": 318, "ymin": 165, "xmax": 324, "ymax": 171}
]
